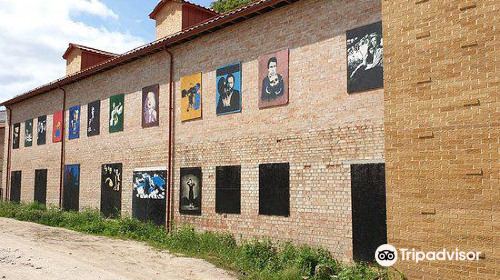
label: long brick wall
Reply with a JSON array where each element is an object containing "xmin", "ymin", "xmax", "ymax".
[{"xmin": 2, "ymin": 0, "xmax": 384, "ymax": 262}]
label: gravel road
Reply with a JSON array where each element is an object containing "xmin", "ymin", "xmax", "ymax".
[{"xmin": 0, "ymin": 217, "xmax": 237, "ymax": 280}]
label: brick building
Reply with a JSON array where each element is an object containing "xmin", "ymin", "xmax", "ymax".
[{"xmin": 1, "ymin": 0, "xmax": 497, "ymax": 279}]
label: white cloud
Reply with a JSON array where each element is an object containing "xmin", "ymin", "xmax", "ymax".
[{"xmin": 0, "ymin": 0, "xmax": 146, "ymax": 103}]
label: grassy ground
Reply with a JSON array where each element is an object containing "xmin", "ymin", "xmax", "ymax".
[{"xmin": 0, "ymin": 202, "xmax": 405, "ymax": 280}]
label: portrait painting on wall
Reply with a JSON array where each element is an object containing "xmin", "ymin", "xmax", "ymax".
[
  {"xmin": 24, "ymin": 119, "xmax": 33, "ymax": 147},
  {"xmin": 52, "ymin": 110, "xmax": 63, "ymax": 143},
  {"xmin": 101, "ymin": 163, "xmax": 122, "ymax": 218},
  {"xmin": 37, "ymin": 115, "xmax": 46, "ymax": 145},
  {"xmin": 132, "ymin": 168, "xmax": 167, "ymax": 225},
  {"xmin": 179, "ymin": 167, "xmax": 202, "ymax": 215},
  {"xmin": 68, "ymin": 105, "xmax": 80, "ymax": 140},
  {"xmin": 346, "ymin": 21, "xmax": 383, "ymax": 93},
  {"xmin": 87, "ymin": 100, "xmax": 100, "ymax": 137},
  {"xmin": 63, "ymin": 164, "xmax": 80, "ymax": 211},
  {"xmin": 12, "ymin": 123, "xmax": 20, "ymax": 149},
  {"xmin": 216, "ymin": 62, "xmax": 242, "ymax": 115},
  {"xmin": 142, "ymin": 84, "xmax": 159, "ymax": 127},
  {"xmin": 109, "ymin": 94, "xmax": 124, "ymax": 133},
  {"xmin": 180, "ymin": 73, "xmax": 202, "ymax": 121},
  {"xmin": 258, "ymin": 49, "xmax": 289, "ymax": 108}
]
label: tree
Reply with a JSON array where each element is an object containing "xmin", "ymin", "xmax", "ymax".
[{"xmin": 210, "ymin": 0, "xmax": 252, "ymax": 13}]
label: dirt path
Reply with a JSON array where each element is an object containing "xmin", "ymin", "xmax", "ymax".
[{"xmin": 0, "ymin": 218, "xmax": 237, "ymax": 280}]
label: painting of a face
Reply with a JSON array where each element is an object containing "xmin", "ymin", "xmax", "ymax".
[
  {"xmin": 142, "ymin": 85, "xmax": 159, "ymax": 127},
  {"xmin": 12, "ymin": 123, "xmax": 20, "ymax": 149},
  {"xmin": 216, "ymin": 62, "xmax": 242, "ymax": 115},
  {"xmin": 68, "ymin": 105, "xmax": 80, "ymax": 140},
  {"xmin": 346, "ymin": 21, "xmax": 384, "ymax": 93},
  {"xmin": 258, "ymin": 49, "xmax": 289, "ymax": 108}
]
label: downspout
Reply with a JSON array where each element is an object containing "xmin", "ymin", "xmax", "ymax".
[
  {"xmin": 164, "ymin": 45, "xmax": 174, "ymax": 232},
  {"xmin": 4, "ymin": 106, "xmax": 12, "ymax": 201},
  {"xmin": 58, "ymin": 86, "xmax": 67, "ymax": 208}
]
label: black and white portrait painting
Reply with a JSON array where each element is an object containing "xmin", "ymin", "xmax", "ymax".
[
  {"xmin": 37, "ymin": 115, "xmax": 46, "ymax": 145},
  {"xmin": 24, "ymin": 119, "xmax": 33, "ymax": 147},
  {"xmin": 179, "ymin": 167, "xmax": 202, "ymax": 215},
  {"xmin": 346, "ymin": 21, "xmax": 383, "ymax": 93}
]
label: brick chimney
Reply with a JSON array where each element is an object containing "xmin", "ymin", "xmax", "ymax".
[
  {"xmin": 62, "ymin": 43, "xmax": 118, "ymax": 76},
  {"xmin": 149, "ymin": 0, "xmax": 218, "ymax": 40}
]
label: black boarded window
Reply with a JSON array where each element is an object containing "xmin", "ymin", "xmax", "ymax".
[
  {"xmin": 259, "ymin": 163, "xmax": 290, "ymax": 217},
  {"xmin": 216, "ymin": 165, "xmax": 241, "ymax": 214}
]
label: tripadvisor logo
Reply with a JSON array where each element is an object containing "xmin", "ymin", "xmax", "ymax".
[{"xmin": 375, "ymin": 244, "xmax": 482, "ymax": 266}]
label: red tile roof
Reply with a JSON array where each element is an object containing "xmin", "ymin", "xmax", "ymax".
[{"xmin": 2, "ymin": 0, "xmax": 298, "ymax": 106}]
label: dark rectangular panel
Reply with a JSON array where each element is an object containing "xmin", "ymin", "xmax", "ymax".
[
  {"xmin": 132, "ymin": 169, "xmax": 167, "ymax": 225},
  {"xmin": 259, "ymin": 163, "xmax": 290, "ymax": 217},
  {"xmin": 101, "ymin": 163, "xmax": 122, "ymax": 218},
  {"xmin": 346, "ymin": 21, "xmax": 384, "ymax": 93},
  {"xmin": 216, "ymin": 165, "xmax": 241, "ymax": 214},
  {"xmin": 179, "ymin": 167, "xmax": 202, "ymax": 215},
  {"xmin": 12, "ymin": 123, "xmax": 20, "ymax": 149},
  {"xmin": 37, "ymin": 116, "xmax": 47, "ymax": 145},
  {"xmin": 34, "ymin": 169, "xmax": 47, "ymax": 204},
  {"xmin": 10, "ymin": 171, "xmax": 21, "ymax": 203},
  {"xmin": 87, "ymin": 100, "xmax": 100, "ymax": 137},
  {"xmin": 63, "ymin": 164, "xmax": 80, "ymax": 211},
  {"xmin": 351, "ymin": 163, "xmax": 387, "ymax": 262},
  {"xmin": 24, "ymin": 119, "xmax": 33, "ymax": 147}
]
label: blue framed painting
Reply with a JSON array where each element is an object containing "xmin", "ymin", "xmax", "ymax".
[
  {"xmin": 68, "ymin": 105, "xmax": 80, "ymax": 140},
  {"xmin": 216, "ymin": 62, "xmax": 241, "ymax": 115}
]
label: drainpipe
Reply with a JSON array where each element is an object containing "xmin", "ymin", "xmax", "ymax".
[
  {"xmin": 164, "ymin": 45, "xmax": 174, "ymax": 232},
  {"xmin": 58, "ymin": 86, "xmax": 67, "ymax": 209},
  {"xmin": 4, "ymin": 106, "xmax": 12, "ymax": 201}
]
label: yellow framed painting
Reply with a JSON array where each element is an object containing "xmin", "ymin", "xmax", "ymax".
[{"xmin": 180, "ymin": 73, "xmax": 202, "ymax": 121}]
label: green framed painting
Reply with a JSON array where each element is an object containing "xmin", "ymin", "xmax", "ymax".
[{"xmin": 109, "ymin": 94, "xmax": 124, "ymax": 133}]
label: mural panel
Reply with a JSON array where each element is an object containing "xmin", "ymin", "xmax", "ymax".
[
  {"xmin": 12, "ymin": 123, "xmax": 20, "ymax": 149},
  {"xmin": 132, "ymin": 168, "xmax": 167, "ymax": 225},
  {"xmin": 142, "ymin": 84, "xmax": 159, "ymax": 127},
  {"xmin": 52, "ymin": 110, "xmax": 63, "ymax": 143},
  {"xmin": 68, "ymin": 105, "xmax": 80, "ymax": 140},
  {"xmin": 346, "ymin": 21, "xmax": 383, "ymax": 93},
  {"xmin": 180, "ymin": 73, "xmax": 202, "ymax": 121},
  {"xmin": 258, "ymin": 49, "xmax": 289, "ymax": 108},
  {"xmin": 24, "ymin": 119, "xmax": 33, "ymax": 147},
  {"xmin": 215, "ymin": 165, "xmax": 241, "ymax": 214},
  {"xmin": 259, "ymin": 163, "xmax": 290, "ymax": 217},
  {"xmin": 87, "ymin": 100, "xmax": 100, "ymax": 137},
  {"xmin": 109, "ymin": 94, "xmax": 124, "ymax": 133},
  {"xmin": 63, "ymin": 164, "xmax": 80, "ymax": 211},
  {"xmin": 37, "ymin": 115, "xmax": 46, "ymax": 145},
  {"xmin": 101, "ymin": 163, "xmax": 122, "ymax": 218},
  {"xmin": 179, "ymin": 167, "xmax": 202, "ymax": 215},
  {"xmin": 216, "ymin": 62, "xmax": 241, "ymax": 115}
]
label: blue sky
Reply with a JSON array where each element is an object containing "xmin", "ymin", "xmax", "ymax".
[
  {"xmin": 78, "ymin": 0, "xmax": 214, "ymax": 42},
  {"xmin": 0, "ymin": 0, "xmax": 215, "ymax": 102}
]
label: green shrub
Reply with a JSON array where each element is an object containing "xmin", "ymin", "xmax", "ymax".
[{"xmin": 0, "ymin": 202, "xmax": 404, "ymax": 280}]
